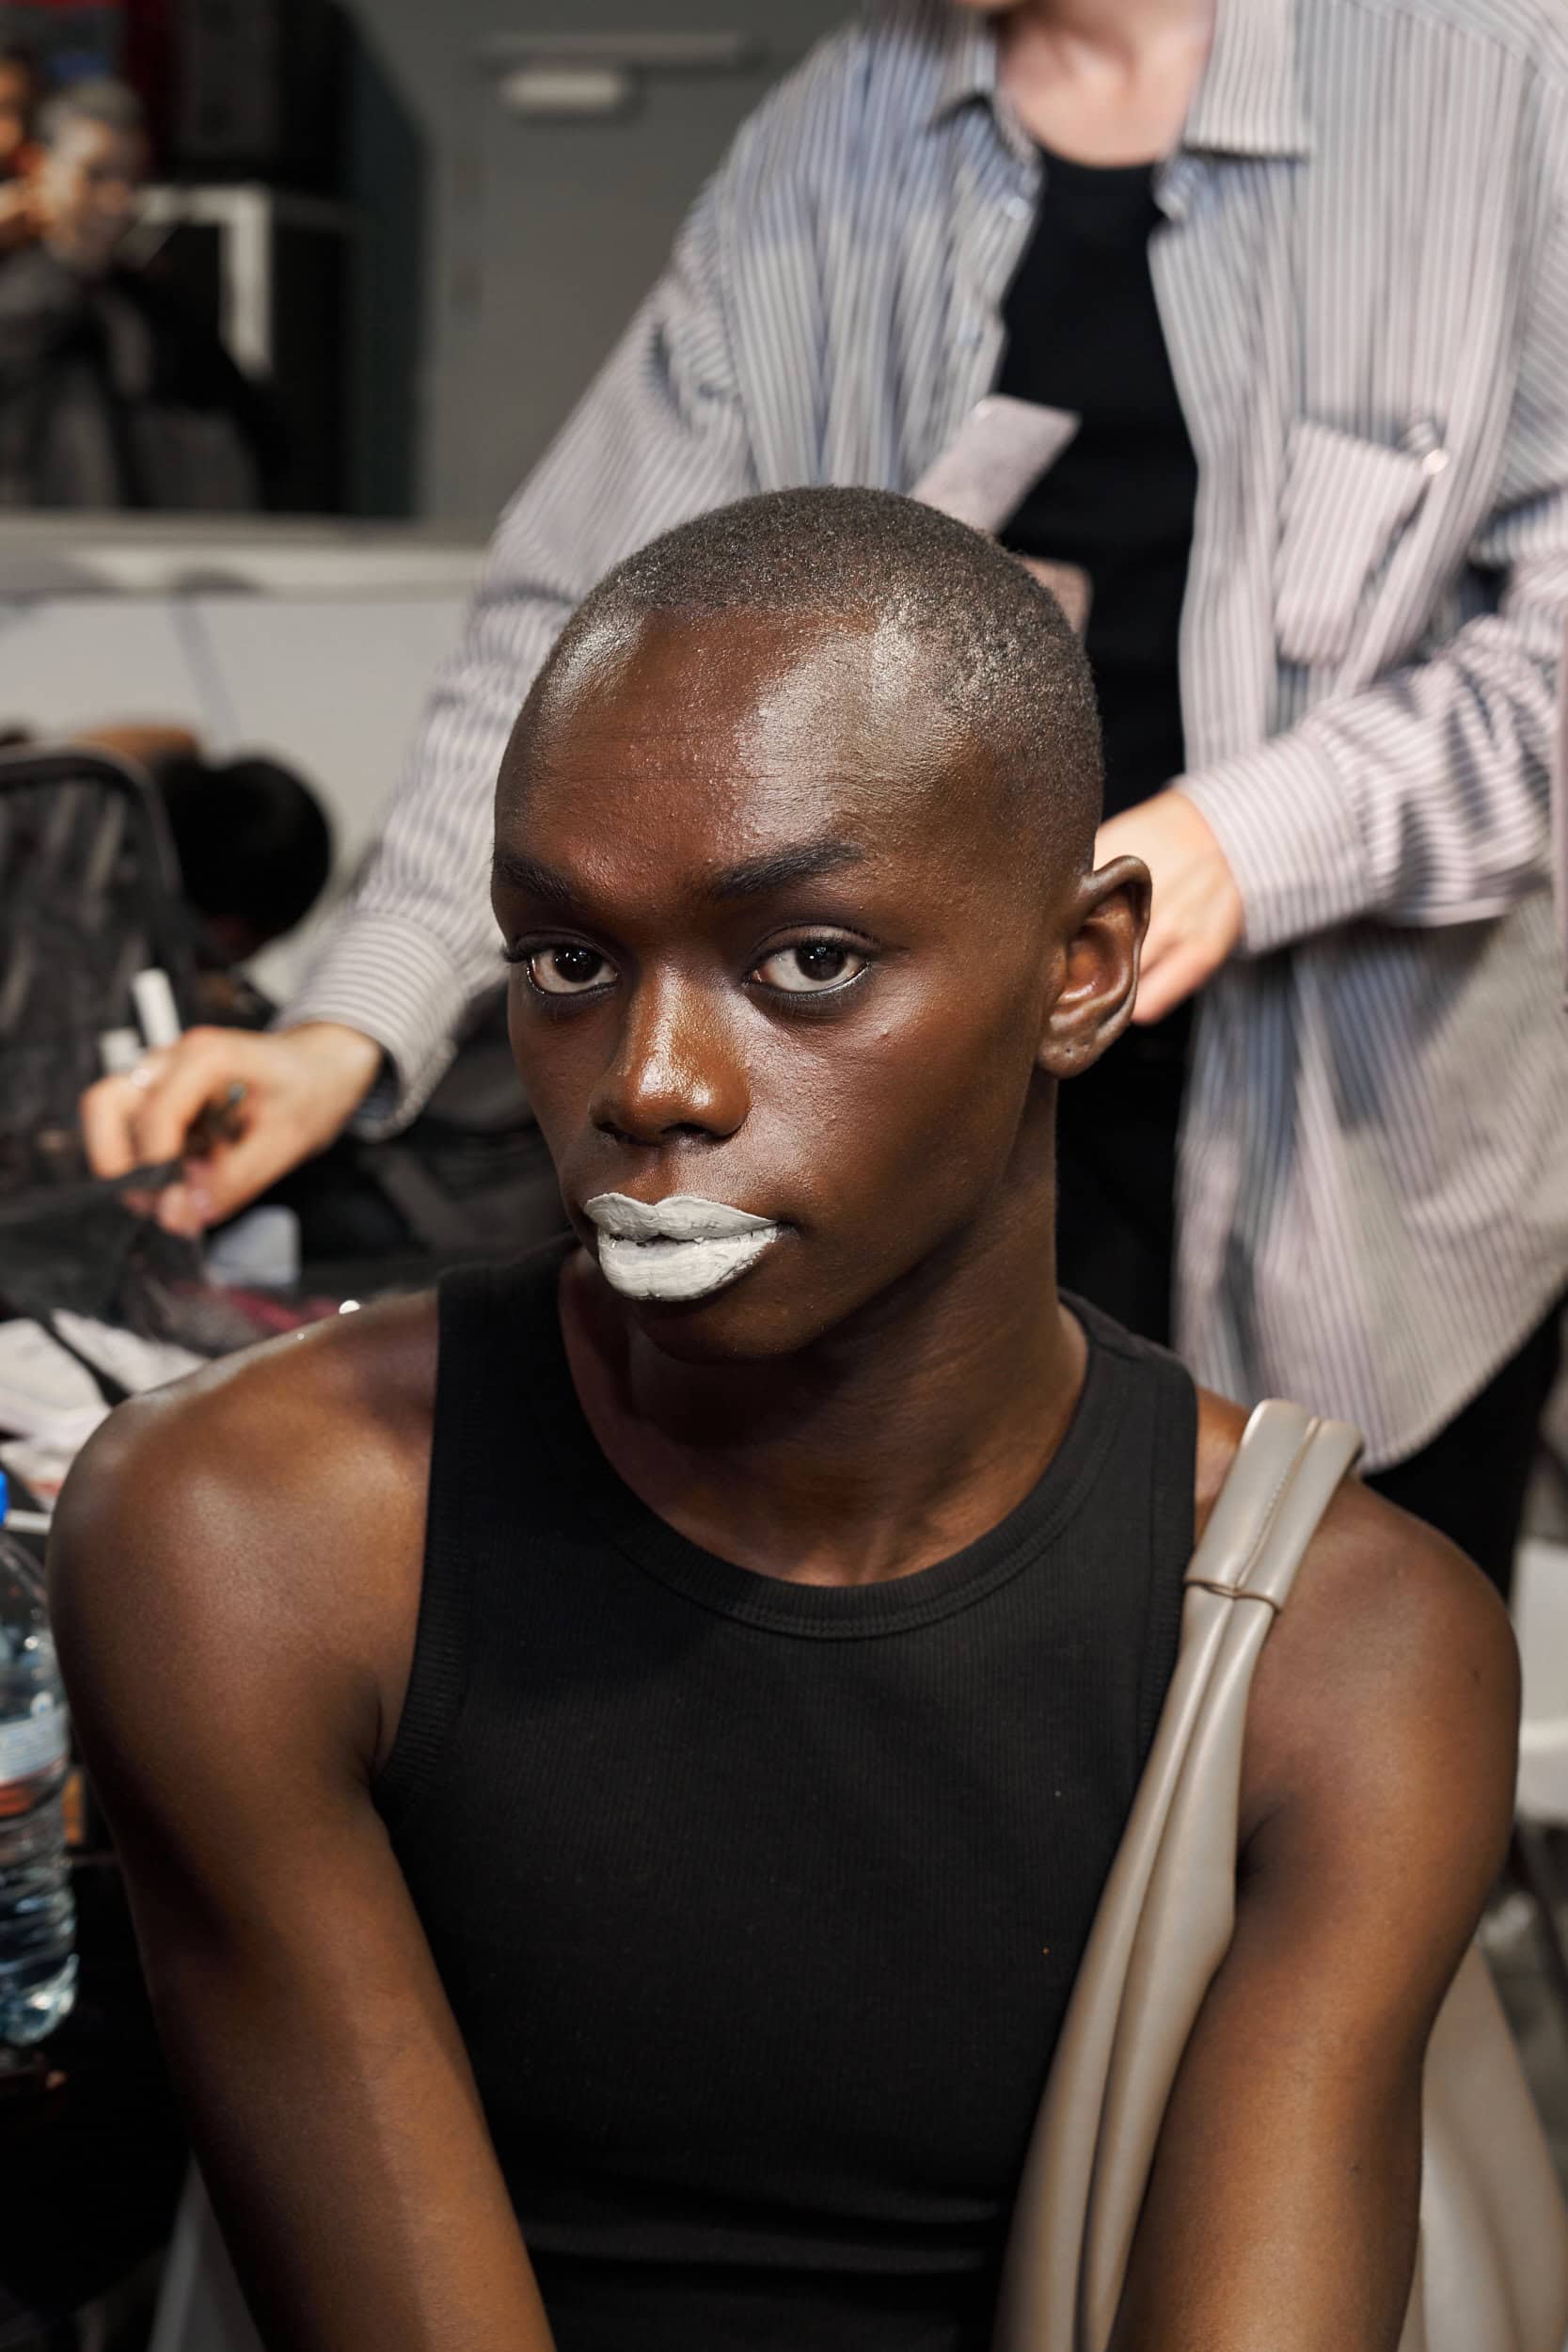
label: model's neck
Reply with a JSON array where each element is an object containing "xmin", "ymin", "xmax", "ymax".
[{"xmin": 562, "ymin": 1184, "xmax": 1084, "ymax": 1589}]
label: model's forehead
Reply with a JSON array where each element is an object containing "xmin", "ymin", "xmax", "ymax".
[{"xmin": 502, "ymin": 606, "xmax": 985, "ymax": 848}]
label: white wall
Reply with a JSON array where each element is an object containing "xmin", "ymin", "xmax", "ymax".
[{"xmin": 0, "ymin": 536, "xmax": 480, "ymax": 1000}]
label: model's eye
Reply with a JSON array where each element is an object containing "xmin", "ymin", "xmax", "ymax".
[
  {"xmin": 752, "ymin": 941, "xmax": 869, "ymax": 995},
  {"xmin": 526, "ymin": 945, "xmax": 614, "ymax": 995}
]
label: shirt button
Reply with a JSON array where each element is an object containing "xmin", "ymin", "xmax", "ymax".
[
  {"xmin": 1421, "ymin": 447, "xmax": 1449, "ymax": 477},
  {"xmin": 1005, "ymin": 193, "xmax": 1031, "ymax": 222}
]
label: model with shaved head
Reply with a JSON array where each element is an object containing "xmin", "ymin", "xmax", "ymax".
[{"xmin": 55, "ymin": 494, "xmax": 1515, "ymax": 2352}]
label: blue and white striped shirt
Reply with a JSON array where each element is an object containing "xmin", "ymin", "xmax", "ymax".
[{"xmin": 292, "ymin": 0, "xmax": 1568, "ymax": 1466}]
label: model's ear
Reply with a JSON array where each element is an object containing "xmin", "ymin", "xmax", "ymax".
[{"xmin": 1036, "ymin": 854, "xmax": 1149, "ymax": 1078}]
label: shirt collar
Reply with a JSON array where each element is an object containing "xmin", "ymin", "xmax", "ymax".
[
  {"xmin": 924, "ymin": 8, "xmax": 1003, "ymax": 127},
  {"xmin": 923, "ymin": 0, "xmax": 1311, "ymax": 161},
  {"xmin": 1184, "ymin": 0, "xmax": 1311, "ymax": 158}
]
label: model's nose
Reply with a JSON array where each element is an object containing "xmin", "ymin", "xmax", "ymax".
[{"xmin": 589, "ymin": 971, "xmax": 748, "ymax": 1148}]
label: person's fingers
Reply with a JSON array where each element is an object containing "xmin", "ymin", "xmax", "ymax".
[
  {"xmin": 1139, "ymin": 902, "xmax": 1173, "ymax": 967},
  {"xmin": 77, "ymin": 1051, "xmax": 174, "ymax": 1179},
  {"xmin": 158, "ymin": 1112, "xmax": 302, "ymax": 1234},
  {"xmin": 80, "ymin": 1031, "xmax": 256, "ymax": 1178},
  {"xmin": 125, "ymin": 1032, "xmax": 254, "ymax": 1168},
  {"xmin": 1132, "ymin": 934, "xmax": 1218, "ymax": 1025},
  {"xmin": 85, "ymin": 1023, "xmax": 377, "ymax": 1232},
  {"xmin": 154, "ymin": 1180, "xmax": 209, "ymax": 1239},
  {"xmin": 78, "ymin": 1074, "xmax": 146, "ymax": 1182},
  {"xmin": 1139, "ymin": 896, "xmax": 1193, "ymax": 977},
  {"xmin": 1140, "ymin": 866, "xmax": 1223, "ymax": 966}
]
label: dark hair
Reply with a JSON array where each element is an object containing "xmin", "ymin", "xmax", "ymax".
[
  {"xmin": 156, "ymin": 754, "xmax": 333, "ymax": 948},
  {"xmin": 0, "ymin": 45, "xmax": 40, "ymax": 90},
  {"xmin": 37, "ymin": 74, "xmax": 144, "ymax": 151},
  {"xmin": 520, "ymin": 486, "xmax": 1104, "ymax": 865}
]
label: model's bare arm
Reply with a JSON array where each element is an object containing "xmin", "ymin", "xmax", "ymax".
[
  {"xmin": 50, "ymin": 1325, "xmax": 557, "ymax": 2352},
  {"xmin": 1111, "ymin": 1465, "xmax": 1519, "ymax": 2352}
]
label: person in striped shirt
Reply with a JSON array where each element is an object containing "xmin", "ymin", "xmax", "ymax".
[{"xmin": 82, "ymin": 0, "xmax": 1568, "ymax": 1587}]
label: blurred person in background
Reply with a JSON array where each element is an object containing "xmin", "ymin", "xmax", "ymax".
[
  {"xmin": 71, "ymin": 723, "xmax": 335, "ymax": 970},
  {"xmin": 3, "ymin": 715, "xmax": 332, "ymax": 987},
  {"xmin": 83, "ymin": 0, "xmax": 1568, "ymax": 1589},
  {"xmin": 0, "ymin": 44, "xmax": 40, "ymax": 250},
  {"xmin": 156, "ymin": 750, "xmax": 333, "ymax": 972},
  {"xmin": 0, "ymin": 77, "xmax": 282, "ymax": 508},
  {"xmin": 0, "ymin": 43, "xmax": 39, "ymax": 171}
]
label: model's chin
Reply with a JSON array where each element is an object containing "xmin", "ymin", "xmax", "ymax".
[{"xmin": 598, "ymin": 1238, "xmax": 832, "ymax": 1364}]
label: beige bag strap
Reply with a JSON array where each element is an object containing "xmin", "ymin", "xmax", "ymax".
[{"xmin": 992, "ymin": 1401, "xmax": 1362, "ymax": 2352}]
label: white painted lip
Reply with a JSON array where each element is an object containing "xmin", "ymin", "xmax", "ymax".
[
  {"xmin": 584, "ymin": 1191, "xmax": 783, "ymax": 1302},
  {"xmin": 586, "ymin": 1192, "xmax": 774, "ymax": 1243}
]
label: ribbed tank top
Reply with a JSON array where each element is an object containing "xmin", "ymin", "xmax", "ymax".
[{"xmin": 375, "ymin": 1242, "xmax": 1196, "ymax": 2352}]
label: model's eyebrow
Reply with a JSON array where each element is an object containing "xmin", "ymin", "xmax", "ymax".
[
  {"xmin": 491, "ymin": 851, "xmax": 580, "ymax": 909},
  {"xmin": 706, "ymin": 839, "xmax": 865, "ymax": 900},
  {"xmin": 492, "ymin": 838, "xmax": 866, "ymax": 908}
]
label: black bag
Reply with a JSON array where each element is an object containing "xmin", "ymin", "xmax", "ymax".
[{"xmin": 0, "ymin": 743, "xmax": 202, "ymax": 1325}]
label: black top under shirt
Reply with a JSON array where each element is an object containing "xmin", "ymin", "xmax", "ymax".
[
  {"xmin": 997, "ymin": 152, "xmax": 1200, "ymax": 1343},
  {"xmin": 996, "ymin": 148, "xmax": 1197, "ymax": 822},
  {"xmin": 376, "ymin": 1241, "xmax": 1197, "ymax": 2352}
]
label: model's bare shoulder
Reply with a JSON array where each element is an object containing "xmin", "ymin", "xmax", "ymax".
[
  {"xmin": 50, "ymin": 1290, "xmax": 439, "ymax": 1797},
  {"xmin": 1240, "ymin": 1465, "xmax": 1518, "ymax": 1926},
  {"xmin": 1191, "ymin": 1384, "xmax": 1517, "ymax": 1905}
]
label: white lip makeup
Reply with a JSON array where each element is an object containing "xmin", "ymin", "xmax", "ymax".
[{"xmin": 584, "ymin": 1192, "xmax": 783, "ymax": 1303}]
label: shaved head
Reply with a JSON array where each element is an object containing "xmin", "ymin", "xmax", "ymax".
[{"xmin": 512, "ymin": 486, "xmax": 1104, "ymax": 871}]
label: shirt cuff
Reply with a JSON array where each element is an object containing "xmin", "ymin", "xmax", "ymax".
[
  {"xmin": 1177, "ymin": 728, "xmax": 1372, "ymax": 956},
  {"xmin": 280, "ymin": 913, "xmax": 472, "ymax": 1137}
]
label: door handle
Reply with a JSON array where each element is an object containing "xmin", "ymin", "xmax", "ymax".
[
  {"xmin": 476, "ymin": 31, "xmax": 764, "ymax": 74},
  {"xmin": 480, "ymin": 29, "xmax": 767, "ymax": 121}
]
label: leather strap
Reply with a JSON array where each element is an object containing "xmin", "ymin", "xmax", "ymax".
[{"xmin": 992, "ymin": 1400, "xmax": 1360, "ymax": 2352}]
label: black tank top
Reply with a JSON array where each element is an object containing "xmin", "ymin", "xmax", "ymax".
[{"xmin": 376, "ymin": 1244, "xmax": 1196, "ymax": 2352}]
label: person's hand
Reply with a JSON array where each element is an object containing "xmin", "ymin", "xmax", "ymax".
[
  {"xmin": 79, "ymin": 1023, "xmax": 385, "ymax": 1237},
  {"xmin": 1094, "ymin": 788, "xmax": 1243, "ymax": 1024}
]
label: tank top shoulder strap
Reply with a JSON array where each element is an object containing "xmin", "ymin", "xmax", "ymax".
[
  {"xmin": 373, "ymin": 1241, "xmax": 573, "ymax": 1831},
  {"xmin": 1066, "ymin": 1295, "xmax": 1197, "ymax": 1760}
]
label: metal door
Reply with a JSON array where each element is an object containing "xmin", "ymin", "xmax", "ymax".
[{"xmin": 435, "ymin": 4, "xmax": 847, "ymax": 523}]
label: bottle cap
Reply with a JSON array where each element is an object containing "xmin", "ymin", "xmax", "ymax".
[{"xmin": 132, "ymin": 968, "xmax": 182, "ymax": 1053}]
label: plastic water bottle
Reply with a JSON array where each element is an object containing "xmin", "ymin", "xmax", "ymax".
[{"xmin": 0, "ymin": 1472, "xmax": 76, "ymax": 2051}]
